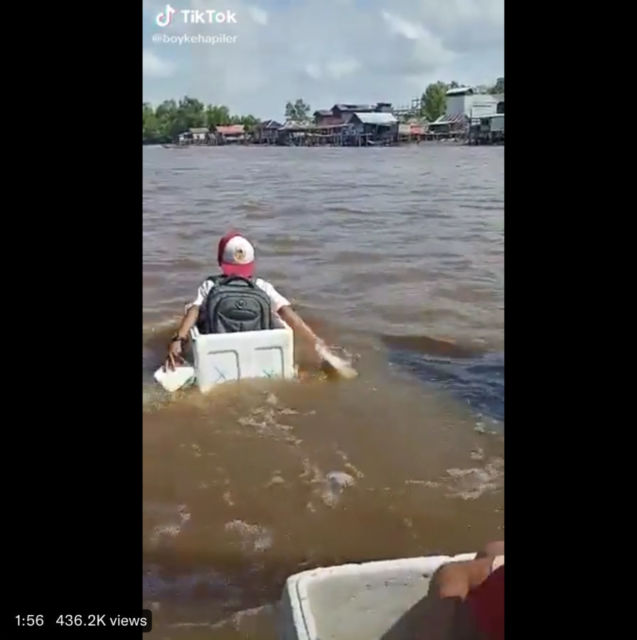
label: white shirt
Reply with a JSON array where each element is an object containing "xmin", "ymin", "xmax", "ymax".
[{"xmin": 186, "ymin": 277, "xmax": 291, "ymax": 315}]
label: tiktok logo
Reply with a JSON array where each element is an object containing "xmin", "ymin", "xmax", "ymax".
[{"xmin": 156, "ymin": 4, "xmax": 176, "ymax": 27}]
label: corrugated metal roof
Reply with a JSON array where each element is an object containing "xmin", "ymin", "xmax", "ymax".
[
  {"xmin": 432, "ymin": 113, "xmax": 467, "ymax": 125},
  {"xmin": 446, "ymin": 87, "xmax": 473, "ymax": 96},
  {"xmin": 257, "ymin": 119, "xmax": 282, "ymax": 129},
  {"xmin": 353, "ymin": 112, "xmax": 397, "ymax": 125},
  {"xmin": 333, "ymin": 104, "xmax": 374, "ymax": 112},
  {"xmin": 215, "ymin": 125, "xmax": 245, "ymax": 135},
  {"xmin": 314, "ymin": 109, "xmax": 333, "ymax": 116},
  {"xmin": 282, "ymin": 120, "xmax": 311, "ymax": 130},
  {"xmin": 189, "ymin": 128, "xmax": 209, "ymax": 134}
]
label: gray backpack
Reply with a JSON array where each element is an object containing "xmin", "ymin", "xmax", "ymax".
[{"xmin": 197, "ymin": 275, "xmax": 273, "ymax": 334}]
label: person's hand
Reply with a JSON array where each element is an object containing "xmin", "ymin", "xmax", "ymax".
[
  {"xmin": 164, "ymin": 339, "xmax": 185, "ymax": 371},
  {"xmin": 315, "ymin": 341, "xmax": 358, "ymax": 379}
]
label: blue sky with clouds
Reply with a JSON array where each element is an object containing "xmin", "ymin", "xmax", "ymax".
[{"xmin": 143, "ymin": 0, "xmax": 503, "ymax": 120}]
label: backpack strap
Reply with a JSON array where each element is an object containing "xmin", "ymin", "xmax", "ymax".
[
  {"xmin": 206, "ymin": 274, "xmax": 255, "ymax": 288},
  {"xmin": 219, "ymin": 275, "xmax": 255, "ymax": 287}
]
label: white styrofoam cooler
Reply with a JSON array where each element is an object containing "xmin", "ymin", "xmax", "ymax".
[
  {"xmin": 189, "ymin": 319, "xmax": 296, "ymax": 393},
  {"xmin": 278, "ymin": 553, "xmax": 476, "ymax": 640}
]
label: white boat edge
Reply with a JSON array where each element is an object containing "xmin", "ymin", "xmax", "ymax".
[{"xmin": 279, "ymin": 553, "xmax": 477, "ymax": 640}]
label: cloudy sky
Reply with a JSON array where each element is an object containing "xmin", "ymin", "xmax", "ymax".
[{"xmin": 143, "ymin": 0, "xmax": 503, "ymax": 120}]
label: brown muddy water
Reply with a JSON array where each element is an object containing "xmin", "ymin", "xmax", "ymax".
[{"xmin": 142, "ymin": 145, "xmax": 504, "ymax": 638}]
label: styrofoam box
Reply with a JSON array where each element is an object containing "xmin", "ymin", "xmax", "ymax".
[
  {"xmin": 189, "ymin": 321, "xmax": 295, "ymax": 393},
  {"xmin": 278, "ymin": 554, "xmax": 476, "ymax": 640}
]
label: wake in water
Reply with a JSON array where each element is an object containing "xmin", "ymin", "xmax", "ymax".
[{"xmin": 382, "ymin": 334, "xmax": 504, "ymax": 425}]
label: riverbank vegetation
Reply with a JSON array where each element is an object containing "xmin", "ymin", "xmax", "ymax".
[{"xmin": 142, "ymin": 97, "xmax": 259, "ymax": 144}]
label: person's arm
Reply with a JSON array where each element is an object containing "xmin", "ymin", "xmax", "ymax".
[
  {"xmin": 164, "ymin": 305, "xmax": 200, "ymax": 371},
  {"xmin": 262, "ymin": 282, "xmax": 326, "ymax": 349},
  {"xmin": 164, "ymin": 281, "xmax": 210, "ymax": 370},
  {"xmin": 429, "ymin": 557, "xmax": 494, "ymax": 600},
  {"xmin": 278, "ymin": 305, "xmax": 324, "ymax": 347},
  {"xmin": 476, "ymin": 541, "xmax": 504, "ymax": 559},
  {"xmin": 278, "ymin": 305, "xmax": 357, "ymax": 378},
  {"xmin": 174, "ymin": 306, "xmax": 200, "ymax": 340},
  {"xmin": 264, "ymin": 283, "xmax": 356, "ymax": 377},
  {"xmin": 423, "ymin": 558, "xmax": 497, "ymax": 640}
]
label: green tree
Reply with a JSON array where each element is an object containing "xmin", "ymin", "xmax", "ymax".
[
  {"xmin": 154, "ymin": 100, "xmax": 178, "ymax": 140},
  {"xmin": 157, "ymin": 95, "xmax": 205, "ymax": 138},
  {"xmin": 205, "ymin": 104, "xmax": 231, "ymax": 127},
  {"xmin": 489, "ymin": 77, "xmax": 504, "ymax": 94},
  {"xmin": 143, "ymin": 102, "xmax": 162, "ymax": 143},
  {"xmin": 227, "ymin": 113, "xmax": 260, "ymax": 128},
  {"xmin": 155, "ymin": 99, "xmax": 177, "ymax": 120},
  {"xmin": 142, "ymin": 97, "xmax": 263, "ymax": 142},
  {"xmin": 420, "ymin": 82, "xmax": 448, "ymax": 122},
  {"xmin": 240, "ymin": 114, "xmax": 260, "ymax": 128},
  {"xmin": 239, "ymin": 114, "xmax": 260, "ymax": 126},
  {"xmin": 285, "ymin": 98, "xmax": 311, "ymax": 122},
  {"xmin": 178, "ymin": 96, "xmax": 205, "ymax": 128},
  {"xmin": 169, "ymin": 96, "xmax": 204, "ymax": 134}
]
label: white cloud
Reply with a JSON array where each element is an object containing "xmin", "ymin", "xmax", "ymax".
[
  {"xmin": 142, "ymin": 0, "xmax": 503, "ymax": 118},
  {"xmin": 248, "ymin": 5, "xmax": 269, "ymax": 25},
  {"xmin": 326, "ymin": 58, "xmax": 361, "ymax": 80},
  {"xmin": 381, "ymin": 11, "xmax": 427, "ymax": 41},
  {"xmin": 380, "ymin": 10, "xmax": 456, "ymax": 75},
  {"xmin": 304, "ymin": 58, "xmax": 361, "ymax": 81},
  {"xmin": 304, "ymin": 63, "xmax": 323, "ymax": 80},
  {"xmin": 143, "ymin": 49, "xmax": 176, "ymax": 78}
]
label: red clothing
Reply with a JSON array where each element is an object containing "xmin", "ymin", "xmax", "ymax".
[{"xmin": 466, "ymin": 566, "xmax": 504, "ymax": 640}]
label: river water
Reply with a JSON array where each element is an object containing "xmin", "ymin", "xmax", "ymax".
[{"xmin": 142, "ymin": 145, "xmax": 504, "ymax": 638}]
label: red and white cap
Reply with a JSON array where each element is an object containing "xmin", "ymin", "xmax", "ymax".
[{"xmin": 217, "ymin": 232, "xmax": 255, "ymax": 278}]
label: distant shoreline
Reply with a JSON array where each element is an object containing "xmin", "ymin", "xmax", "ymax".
[{"xmin": 143, "ymin": 139, "xmax": 503, "ymax": 149}]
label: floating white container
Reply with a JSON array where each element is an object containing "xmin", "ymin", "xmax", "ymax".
[{"xmin": 190, "ymin": 318, "xmax": 296, "ymax": 393}]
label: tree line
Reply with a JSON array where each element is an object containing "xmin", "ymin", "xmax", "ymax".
[
  {"xmin": 142, "ymin": 96, "xmax": 315, "ymax": 144},
  {"xmin": 142, "ymin": 97, "xmax": 260, "ymax": 144}
]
